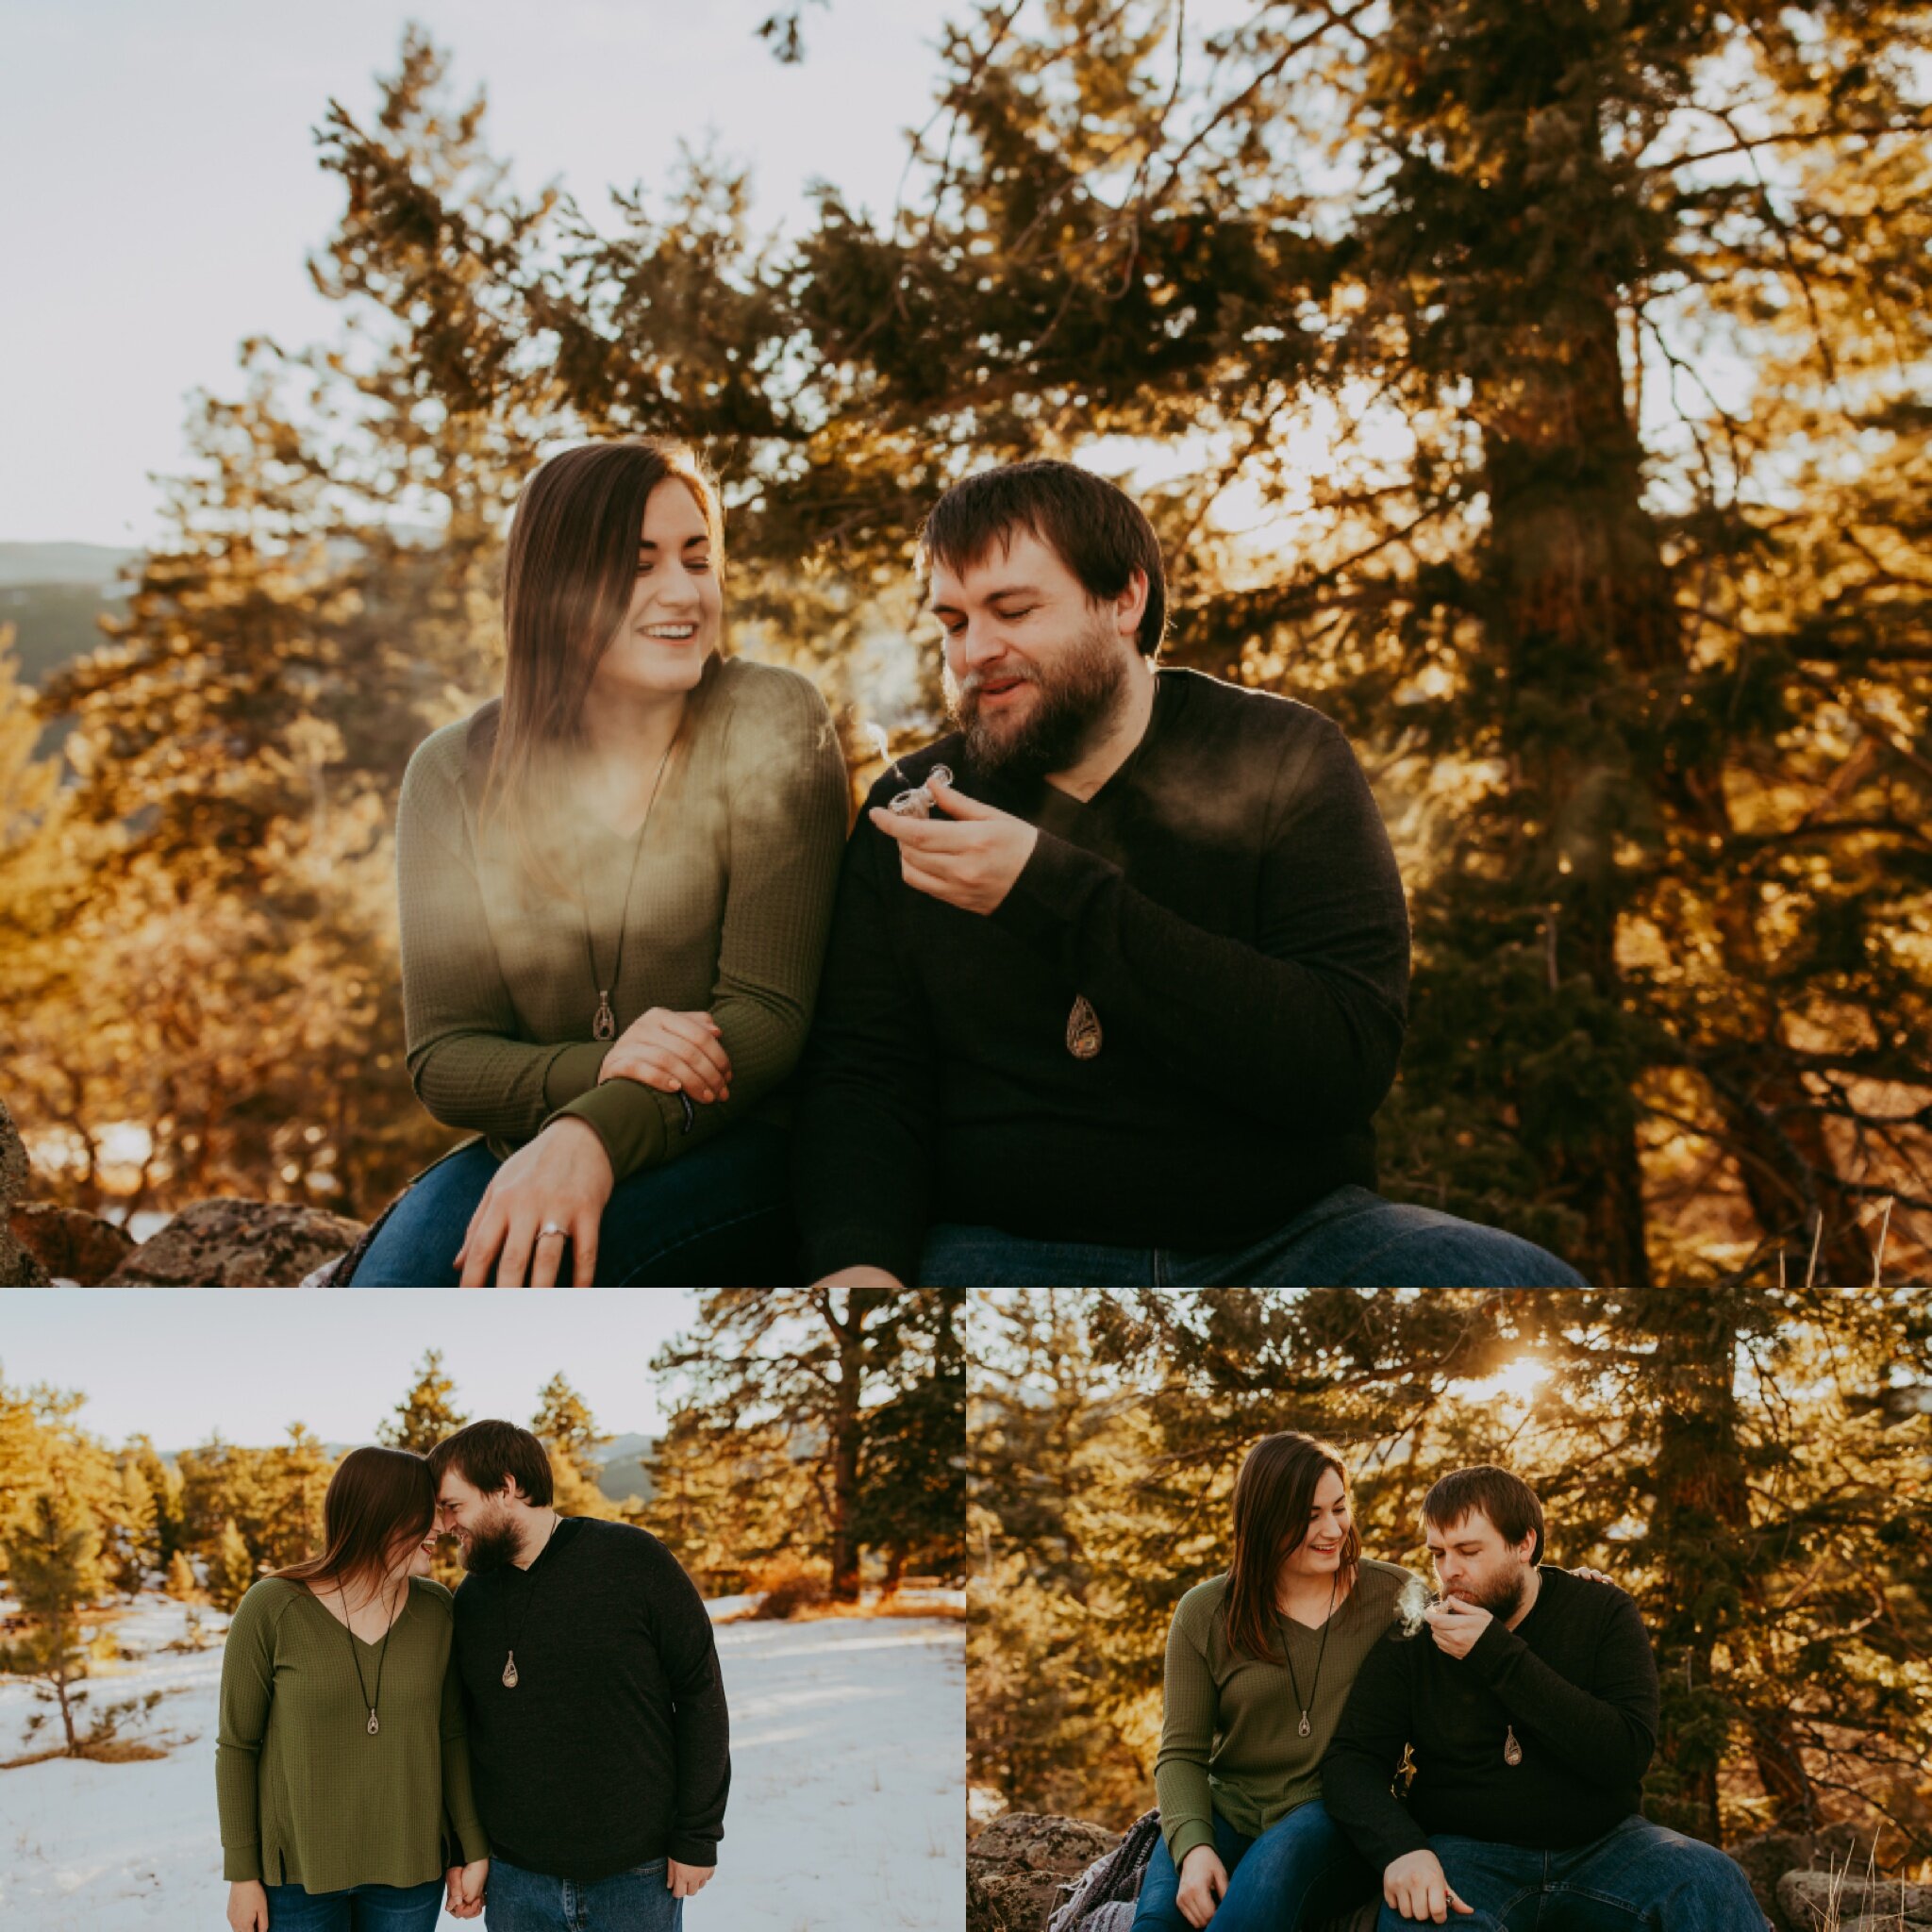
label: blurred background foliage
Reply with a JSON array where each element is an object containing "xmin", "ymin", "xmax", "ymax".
[
  {"xmin": 1, "ymin": 3, "xmax": 1927, "ymax": 1281},
  {"xmin": 966, "ymin": 1287, "xmax": 1932, "ymax": 1862}
]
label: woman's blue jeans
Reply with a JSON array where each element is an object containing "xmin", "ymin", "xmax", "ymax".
[
  {"xmin": 259, "ymin": 1877, "xmax": 442, "ymax": 1930},
  {"xmin": 347, "ymin": 1120, "xmax": 794, "ymax": 1286},
  {"xmin": 1133, "ymin": 1804, "xmax": 1374, "ymax": 1932}
]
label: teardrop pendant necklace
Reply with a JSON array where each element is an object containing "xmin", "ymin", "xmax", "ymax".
[
  {"xmin": 501, "ymin": 1509, "xmax": 561, "ymax": 1690},
  {"xmin": 333, "ymin": 1574, "xmax": 402, "ymax": 1738},
  {"xmin": 578, "ymin": 730, "xmax": 679, "ymax": 1042},
  {"xmin": 1279, "ymin": 1570, "xmax": 1339, "ymax": 1740},
  {"xmin": 1504, "ymin": 1724, "xmax": 1524, "ymax": 1766}
]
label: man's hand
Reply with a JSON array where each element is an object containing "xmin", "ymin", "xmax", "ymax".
[
  {"xmin": 869, "ymin": 774, "xmax": 1038, "ymax": 915},
  {"xmin": 444, "ymin": 1859, "xmax": 489, "ymax": 1919},
  {"xmin": 668, "ymin": 1858, "xmax": 716, "ymax": 1899},
  {"xmin": 813, "ymin": 1267, "xmax": 906, "ymax": 1288},
  {"xmin": 1175, "ymin": 1843, "xmax": 1230, "ymax": 1927},
  {"xmin": 1422, "ymin": 1594, "xmax": 1493, "ymax": 1659},
  {"xmin": 226, "ymin": 1880, "xmax": 270, "ymax": 1932},
  {"xmin": 457, "ymin": 1115, "xmax": 614, "ymax": 1287},
  {"xmin": 599, "ymin": 1007, "xmax": 732, "ymax": 1104},
  {"xmin": 1383, "ymin": 1849, "xmax": 1474, "ymax": 1924}
]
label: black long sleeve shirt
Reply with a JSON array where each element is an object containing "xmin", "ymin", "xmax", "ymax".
[
  {"xmin": 793, "ymin": 668, "xmax": 1412, "ymax": 1282},
  {"xmin": 450, "ymin": 1518, "xmax": 730, "ymax": 1881},
  {"xmin": 1321, "ymin": 1568, "xmax": 1659, "ymax": 1871}
]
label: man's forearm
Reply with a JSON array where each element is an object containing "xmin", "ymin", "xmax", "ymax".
[{"xmin": 1464, "ymin": 1618, "xmax": 1657, "ymax": 1788}]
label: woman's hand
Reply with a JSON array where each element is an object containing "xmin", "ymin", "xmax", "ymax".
[
  {"xmin": 457, "ymin": 1117, "xmax": 614, "ymax": 1288},
  {"xmin": 1176, "ymin": 1845, "xmax": 1230, "ymax": 1928},
  {"xmin": 444, "ymin": 1858, "xmax": 490, "ymax": 1919},
  {"xmin": 1569, "ymin": 1567, "xmax": 1617, "ymax": 1587},
  {"xmin": 668, "ymin": 1858, "xmax": 715, "ymax": 1899},
  {"xmin": 226, "ymin": 1880, "xmax": 270, "ymax": 1932},
  {"xmin": 599, "ymin": 1008, "xmax": 732, "ymax": 1104}
]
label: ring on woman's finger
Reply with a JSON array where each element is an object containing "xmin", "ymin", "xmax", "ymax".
[{"xmin": 538, "ymin": 1221, "xmax": 568, "ymax": 1241}]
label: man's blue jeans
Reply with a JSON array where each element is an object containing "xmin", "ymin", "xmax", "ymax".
[
  {"xmin": 347, "ymin": 1121, "xmax": 792, "ymax": 1286},
  {"xmin": 258, "ymin": 1878, "xmax": 442, "ymax": 1931},
  {"xmin": 483, "ymin": 1856, "xmax": 683, "ymax": 1931},
  {"xmin": 1377, "ymin": 1818, "xmax": 1768, "ymax": 1931},
  {"xmin": 1134, "ymin": 1804, "xmax": 1374, "ymax": 1932},
  {"xmin": 921, "ymin": 1185, "xmax": 1586, "ymax": 1287}
]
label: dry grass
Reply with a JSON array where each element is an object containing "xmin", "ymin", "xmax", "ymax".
[{"xmin": 0, "ymin": 1738, "xmax": 170, "ymax": 1770}]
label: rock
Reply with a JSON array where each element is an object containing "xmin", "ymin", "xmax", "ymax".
[
  {"xmin": 1778, "ymin": 1869, "xmax": 1932, "ymax": 1930},
  {"xmin": 10, "ymin": 1202, "xmax": 137, "ymax": 1286},
  {"xmin": 0, "ymin": 1097, "xmax": 50, "ymax": 1286},
  {"xmin": 1732, "ymin": 1830, "xmax": 1823, "ymax": 1929},
  {"xmin": 968, "ymin": 1814, "xmax": 1121, "ymax": 1932},
  {"xmin": 104, "ymin": 1199, "xmax": 367, "ymax": 1288}
]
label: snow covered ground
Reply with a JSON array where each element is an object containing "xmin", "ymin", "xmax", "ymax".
[{"xmin": 0, "ymin": 1593, "xmax": 965, "ymax": 1930}]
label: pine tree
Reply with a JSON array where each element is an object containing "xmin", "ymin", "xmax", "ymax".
[
  {"xmin": 529, "ymin": 1373, "xmax": 609, "ymax": 1487},
  {"xmin": 379, "ymin": 1350, "xmax": 470, "ymax": 1455},
  {"xmin": 205, "ymin": 1519, "xmax": 257, "ymax": 1613},
  {"xmin": 0, "ymin": 1488, "xmax": 109, "ymax": 1756},
  {"xmin": 164, "ymin": 1550, "xmax": 200, "ymax": 1603}
]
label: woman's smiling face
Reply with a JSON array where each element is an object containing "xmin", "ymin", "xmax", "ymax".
[
  {"xmin": 1278, "ymin": 1466, "xmax": 1351, "ymax": 1581},
  {"xmin": 586, "ymin": 476, "xmax": 722, "ymax": 707}
]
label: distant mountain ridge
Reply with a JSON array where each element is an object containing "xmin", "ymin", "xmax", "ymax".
[{"xmin": 0, "ymin": 541, "xmax": 139, "ymax": 589}]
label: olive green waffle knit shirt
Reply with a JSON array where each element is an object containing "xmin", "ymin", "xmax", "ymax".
[
  {"xmin": 1154, "ymin": 1557, "xmax": 1422, "ymax": 1867},
  {"xmin": 216, "ymin": 1576, "xmax": 488, "ymax": 1892},
  {"xmin": 396, "ymin": 654, "xmax": 850, "ymax": 1182}
]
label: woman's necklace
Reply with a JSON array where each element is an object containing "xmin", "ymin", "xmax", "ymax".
[
  {"xmin": 333, "ymin": 1574, "xmax": 403, "ymax": 1738},
  {"xmin": 1278, "ymin": 1570, "xmax": 1339, "ymax": 1740},
  {"xmin": 578, "ymin": 729, "xmax": 679, "ymax": 1042},
  {"xmin": 501, "ymin": 1509, "xmax": 560, "ymax": 1690}
]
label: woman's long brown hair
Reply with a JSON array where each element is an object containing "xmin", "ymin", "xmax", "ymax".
[
  {"xmin": 1221, "ymin": 1431, "xmax": 1361, "ymax": 1663},
  {"xmin": 482, "ymin": 436, "xmax": 724, "ymax": 898},
  {"xmin": 275, "ymin": 1445, "xmax": 435, "ymax": 1596}
]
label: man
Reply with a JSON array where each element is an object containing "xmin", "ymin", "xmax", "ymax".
[
  {"xmin": 428, "ymin": 1420, "xmax": 729, "ymax": 1930},
  {"xmin": 794, "ymin": 458, "xmax": 1586, "ymax": 1288},
  {"xmin": 1321, "ymin": 1465, "xmax": 1766, "ymax": 1930}
]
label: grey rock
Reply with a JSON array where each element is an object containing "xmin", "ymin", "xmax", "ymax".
[
  {"xmin": 1779, "ymin": 1869, "xmax": 1932, "ymax": 1929},
  {"xmin": 968, "ymin": 1815, "xmax": 1121, "ymax": 1932},
  {"xmin": 10, "ymin": 1202, "xmax": 136, "ymax": 1286},
  {"xmin": 104, "ymin": 1198, "xmax": 366, "ymax": 1288},
  {"xmin": 0, "ymin": 1097, "xmax": 50, "ymax": 1286}
]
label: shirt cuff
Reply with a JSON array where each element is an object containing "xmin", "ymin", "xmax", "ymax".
[
  {"xmin": 666, "ymin": 1833, "xmax": 720, "ymax": 1868},
  {"xmin": 1465, "ymin": 1616, "xmax": 1524, "ymax": 1682},
  {"xmin": 223, "ymin": 1844, "xmax": 263, "ymax": 1883},
  {"xmin": 451, "ymin": 1817, "xmax": 491, "ymax": 1865},
  {"xmin": 988, "ymin": 830, "xmax": 1118, "ymax": 962},
  {"xmin": 541, "ymin": 1041, "xmax": 610, "ymax": 1110},
  {"xmin": 1164, "ymin": 1816, "xmax": 1217, "ymax": 1869},
  {"xmin": 798, "ymin": 1224, "xmax": 922, "ymax": 1287},
  {"xmin": 546, "ymin": 1075, "xmax": 676, "ymax": 1183}
]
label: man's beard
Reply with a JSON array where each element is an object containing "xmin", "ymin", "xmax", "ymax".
[
  {"xmin": 1450, "ymin": 1567, "xmax": 1530, "ymax": 1621},
  {"xmin": 949, "ymin": 618, "xmax": 1132, "ymax": 782},
  {"xmin": 458, "ymin": 1512, "xmax": 525, "ymax": 1575}
]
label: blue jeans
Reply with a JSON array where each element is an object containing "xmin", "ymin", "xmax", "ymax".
[
  {"xmin": 921, "ymin": 1185, "xmax": 1586, "ymax": 1287},
  {"xmin": 484, "ymin": 1855, "xmax": 683, "ymax": 1931},
  {"xmin": 1135, "ymin": 1804, "xmax": 1374, "ymax": 1932},
  {"xmin": 1377, "ymin": 1818, "xmax": 1767, "ymax": 1931},
  {"xmin": 260, "ymin": 1878, "xmax": 442, "ymax": 1931},
  {"xmin": 348, "ymin": 1121, "xmax": 794, "ymax": 1286}
]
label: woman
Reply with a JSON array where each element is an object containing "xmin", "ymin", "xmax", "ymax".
[
  {"xmin": 348, "ymin": 436, "xmax": 849, "ymax": 1286},
  {"xmin": 217, "ymin": 1445, "xmax": 488, "ymax": 1931},
  {"xmin": 1133, "ymin": 1432, "xmax": 1397, "ymax": 1932}
]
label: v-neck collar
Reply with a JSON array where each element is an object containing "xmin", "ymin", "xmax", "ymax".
[{"xmin": 301, "ymin": 1577, "xmax": 413, "ymax": 1650}]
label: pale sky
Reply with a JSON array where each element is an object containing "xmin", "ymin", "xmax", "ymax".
[
  {"xmin": 0, "ymin": 1289, "xmax": 696, "ymax": 1447},
  {"xmin": 0, "ymin": 0, "xmax": 956, "ymax": 545}
]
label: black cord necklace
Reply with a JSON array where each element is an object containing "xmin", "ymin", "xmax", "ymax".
[
  {"xmin": 333, "ymin": 1574, "xmax": 404, "ymax": 1738},
  {"xmin": 578, "ymin": 731, "xmax": 679, "ymax": 1042},
  {"xmin": 501, "ymin": 1510, "xmax": 561, "ymax": 1690},
  {"xmin": 1278, "ymin": 1569, "xmax": 1339, "ymax": 1740}
]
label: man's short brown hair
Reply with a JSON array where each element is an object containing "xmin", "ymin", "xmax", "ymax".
[
  {"xmin": 920, "ymin": 458, "xmax": 1169, "ymax": 657},
  {"xmin": 1421, "ymin": 1465, "xmax": 1545, "ymax": 1566},
  {"xmin": 427, "ymin": 1420, "xmax": 555, "ymax": 1507}
]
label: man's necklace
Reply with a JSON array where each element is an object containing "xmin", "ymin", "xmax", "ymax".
[
  {"xmin": 334, "ymin": 1575, "xmax": 402, "ymax": 1737},
  {"xmin": 501, "ymin": 1510, "xmax": 560, "ymax": 1690},
  {"xmin": 579, "ymin": 731, "xmax": 679, "ymax": 1042},
  {"xmin": 1279, "ymin": 1570, "xmax": 1339, "ymax": 1739}
]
